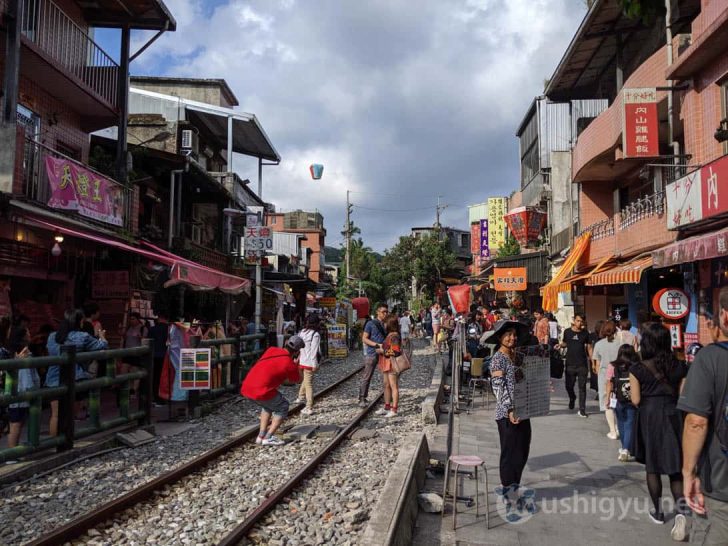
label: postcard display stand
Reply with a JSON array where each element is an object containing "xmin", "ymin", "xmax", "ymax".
[{"xmin": 513, "ymin": 346, "xmax": 551, "ymax": 420}]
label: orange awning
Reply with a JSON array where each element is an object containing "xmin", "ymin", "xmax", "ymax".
[
  {"xmin": 542, "ymin": 232, "xmax": 591, "ymax": 312},
  {"xmin": 585, "ymin": 255, "xmax": 652, "ymax": 286},
  {"xmin": 556, "ymin": 254, "xmax": 614, "ymax": 293}
]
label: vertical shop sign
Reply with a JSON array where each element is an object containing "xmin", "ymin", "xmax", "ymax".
[
  {"xmin": 179, "ymin": 348, "xmax": 211, "ymax": 389},
  {"xmin": 479, "ymin": 219, "xmax": 490, "ymax": 258},
  {"xmin": 669, "ymin": 324, "xmax": 683, "ymax": 349},
  {"xmin": 487, "ymin": 197, "xmax": 507, "ymax": 251},
  {"xmin": 470, "ymin": 222, "xmax": 480, "ymax": 255},
  {"xmin": 622, "ymin": 88, "xmax": 659, "ymax": 158}
]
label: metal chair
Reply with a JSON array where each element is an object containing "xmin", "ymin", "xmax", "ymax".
[
  {"xmin": 442, "ymin": 454, "xmax": 489, "ymax": 530},
  {"xmin": 467, "ymin": 358, "xmax": 490, "ymax": 412}
]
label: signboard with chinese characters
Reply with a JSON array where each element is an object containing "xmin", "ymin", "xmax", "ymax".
[
  {"xmin": 666, "ymin": 155, "xmax": 728, "ymax": 229},
  {"xmin": 622, "ymin": 88, "xmax": 659, "ymax": 158},
  {"xmin": 470, "ymin": 222, "xmax": 480, "ymax": 255},
  {"xmin": 479, "ymin": 219, "xmax": 490, "ymax": 258},
  {"xmin": 45, "ymin": 157, "xmax": 125, "ymax": 226},
  {"xmin": 653, "ymin": 226, "xmax": 728, "ymax": 267},
  {"xmin": 669, "ymin": 324, "xmax": 683, "ymax": 349},
  {"xmin": 493, "ymin": 267, "xmax": 527, "ymax": 291},
  {"xmin": 684, "ymin": 332, "xmax": 699, "ymax": 361},
  {"xmin": 327, "ymin": 324, "xmax": 348, "ymax": 358},
  {"xmin": 179, "ymin": 348, "xmax": 211, "ymax": 390},
  {"xmin": 487, "ymin": 197, "xmax": 507, "ymax": 251},
  {"xmin": 318, "ymin": 297, "xmax": 337, "ymax": 309},
  {"xmin": 244, "ymin": 226, "xmax": 272, "ymax": 258},
  {"xmin": 652, "ymin": 288, "xmax": 690, "ymax": 320},
  {"xmin": 92, "ymin": 271, "xmax": 130, "ymax": 299}
]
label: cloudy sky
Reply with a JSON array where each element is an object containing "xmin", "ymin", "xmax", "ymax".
[{"xmin": 115, "ymin": 0, "xmax": 588, "ymax": 251}]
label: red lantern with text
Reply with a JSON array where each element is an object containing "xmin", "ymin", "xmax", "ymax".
[
  {"xmin": 352, "ymin": 297, "xmax": 370, "ymax": 321},
  {"xmin": 503, "ymin": 207, "xmax": 546, "ymax": 247}
]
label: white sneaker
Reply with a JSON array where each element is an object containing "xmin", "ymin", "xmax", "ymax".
[
  {"xmin": 293, "ymin": 398, "xmax": 304, "ymax": 404},
  {"xmin": 607, "ymin": 431, "xmax": 619, "ymax": 440},
  {"xmin": 301, "ymin": 407, "xmax": 313, "ymax": 415},
  {"xmin": 255, "ymin": 436, "xmax": 263, "ymax": 445},
  {"xmin": 374, "ymin": 407, "xmax": 389, "ymax": 415},
  {"xmin": 384, "ymin": 410, "xmax": 398, "ymax": 418},
  {"xmin": 618, "ymin": 449, "xmax": 628, "ymax": 462},
  {"xmin": 261, "ymin": 435, "xmax": 286, "ymax": 446},
  {"xmin": 671, "ymin": 513, "xmax": 687, "ymax": 541}
]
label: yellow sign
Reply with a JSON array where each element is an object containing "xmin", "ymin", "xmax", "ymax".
[{"xmin": 488, "ymin": 197, "xmax": 508, "ymax": 251}]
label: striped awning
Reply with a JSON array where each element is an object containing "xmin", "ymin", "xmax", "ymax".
[
  {"xmin": 556, "ymin": 254, "xmax": 614, "ymax": 292},
  {"xmin": 542, "ymin": 232, "xmax": 591, "ymax": 312},
  {"xmin": 585, "ymin": 255, "xmax": 652, "ymax": 286}
]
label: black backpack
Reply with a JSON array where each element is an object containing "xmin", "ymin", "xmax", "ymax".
[
  {"xmin": 709, "ymin": 342, "xmax": 728, "ymax": 457},
  {"xmin": 612, "ymin": 366, "xmax": 632, "ymax": 404}
]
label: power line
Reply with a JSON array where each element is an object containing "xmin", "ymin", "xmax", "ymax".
[{"xmin": 352, "ymin": 204, "xmax": 436, "ymax": 213}]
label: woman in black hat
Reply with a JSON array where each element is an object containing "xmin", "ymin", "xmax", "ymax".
[{"xmin": 489, "ymin": 320, "xmax": 533, "ymax": 513}]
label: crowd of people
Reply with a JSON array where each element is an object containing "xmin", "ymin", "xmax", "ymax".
[{"xmin": 485, "ymin": 286, "xmax": 728, "ymax": 544}]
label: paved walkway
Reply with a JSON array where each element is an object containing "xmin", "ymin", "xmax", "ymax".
[{"xmin": 413, "ymin": 375, "xmax": 685, "ymax": 546}]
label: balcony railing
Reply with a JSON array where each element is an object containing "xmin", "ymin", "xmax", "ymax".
[
  {"xmin": 619, "ymin": 191, "xmax": 666, "ymax": 230},
  {"xmin": 22, "ymin": 136, "xmax": 131, "ymax": 230},
  {"xmin": 580, "ymin": 218, "xmax": 614, "ymax": 241},
  {"xmin": 19, "ymin": 0, "xmax": 119, "ymax": 107}
]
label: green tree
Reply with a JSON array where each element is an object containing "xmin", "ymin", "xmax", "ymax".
[
  {"xmin": 496, "ymin": 235, "xmax": 521, "ymax": 258},
  {"xmin": 618, "ymin": 0, "xmax": 665, "ymax": 23}
]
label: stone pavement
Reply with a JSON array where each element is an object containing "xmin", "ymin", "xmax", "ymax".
[{"xmin": 413, "ymin": 376, "xmax": 687, "ymax": 546}]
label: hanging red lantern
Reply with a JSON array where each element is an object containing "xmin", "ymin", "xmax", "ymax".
[{"xmin": 503, "ymin": 207, "xmax": 547, "ymax": 247}]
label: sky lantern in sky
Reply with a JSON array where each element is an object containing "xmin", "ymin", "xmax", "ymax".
[{"xmin": 309, "ymin": 164, "xmax": 324, "ymax": 180}]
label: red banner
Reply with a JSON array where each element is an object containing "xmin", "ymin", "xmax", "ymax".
[
  {"xmin": 623, "ymin": 88, "xmax": 659, "ymax": 158},
  {"xmin": 470, "ymin": 222, "xmax": 480, "ymax": 255},
  {"xmin": 45, "ymin": 156, "xmax": 124, "ymax": 226}
]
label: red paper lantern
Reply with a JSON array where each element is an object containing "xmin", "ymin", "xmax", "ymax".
[
  {"xmin": 503, "ymin": 207, "xmax": 547, "ymax": 246},
  {"xmin": 352, "ymin": 297, "xmax": 370, "ymax": 320}
]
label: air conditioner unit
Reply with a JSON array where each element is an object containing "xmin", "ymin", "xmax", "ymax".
[{"xmin": 179, "ymin": 129, "xmax": 199, "ymax": 156}]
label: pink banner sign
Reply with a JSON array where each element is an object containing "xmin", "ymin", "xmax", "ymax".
[{"xmin": 45, "ymin": 157, "xmax": 124, "ymax": 226}]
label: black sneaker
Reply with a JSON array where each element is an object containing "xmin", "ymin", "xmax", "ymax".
[
  {"xmin": 648, "ymin": 510, "xmax": 665, "ymax": 524},
  {"xmin": 568, "ymin": 399, "xmax": 575, "ymax": 410},
  {"xmin": 577, "ymin": 410, "xmax": 588, "ymax": 418}
]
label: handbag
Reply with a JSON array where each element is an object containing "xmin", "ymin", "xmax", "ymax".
[{"xmin": 391, "ymin": 351, "xmax": 412, "ymax": 374}]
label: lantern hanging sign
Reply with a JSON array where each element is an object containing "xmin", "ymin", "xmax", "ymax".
[
  {"xmin": 309, "ymin": 164, "xmax": 324, "ymax": 180},
  {"xmin": 503, "ymin": 206, "xmax": 547, "ymax": 247}
]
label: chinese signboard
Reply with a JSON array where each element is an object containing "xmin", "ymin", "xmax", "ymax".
[
  {"xmin": 666, "ymin": 154, "xmax": 728, "ymax": 229},
  {"xmin": 669, "ymin": 324, "xmax": 683, "ymax": 349},
  {"xmin": 244, "ymin": 226, "xmax": 272, "ymax": 258},
  {"xmin": 488, "ymin": 197, "xmax": 507, "ymax": 251},
  {"xmin": 179, "ymin": 348, "xmax": 211, "ymax": 390},
  {"xmin": 479, "ymin": 219, "xmax": 490, "ymax": 258},
  {"xmin": 45, "ymin": 157, "xmax": 124, "ymax": 226},
  {"xmin": 318, "ymin": 297, "xmax": 337, "ymax": 309},
  {"xmin": 493, "ymin": 267, "xmax": 527, "ymax": 291},
  {"xmin": 652, "ymin": 288, "xmax": 690, "ymax": 320},
  {"xmin": 327, "ymin": 324, "xmax": 348, "ymax": 358},
  {"xmin": 503, "ymin": 207, "xmax": 546, "ymax": 246},
  {"xmin": 622, "ymin": 88, "xmax": 659, "ymax": 158},
  {"xmin": 470, "ymin": 222, "xmax": 480, "ymax": 255},
  {"xmin": 92, "ymin": 271, "xmax": 130, "ymax": 299},
  {"xmin": 652, "ymin": 226, "xmax": 728, "ymax": 267}
]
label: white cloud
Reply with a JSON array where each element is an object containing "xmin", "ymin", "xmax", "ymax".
[{"xmin": 132, "ymin": 0, "xmax": 586, "ymax": 251}]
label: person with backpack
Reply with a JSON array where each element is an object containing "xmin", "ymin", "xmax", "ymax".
[
  {"xmin": 679, "ymin": 286, "xmax": 728, "ymax": 545},
  {"xmin": 293, "ymin": 314, "xmax": 322, "ymax": 415},
  {"xmin": 605, "ymin": 344, "xmax": 640, "ymax": 462},
  {"xmin": 629, "ymin": 322, "xmax": 688, "ymax": 537}
]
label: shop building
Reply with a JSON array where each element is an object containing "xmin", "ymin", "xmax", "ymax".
[
  {"xmin": 541, "ymin": 0, "xmax": 701, "ymax": 328},
  {"xmin": 0, "ymin": 0, "xmax": 176, "ymax": 329},
  {"xmin": 267, "ymin": 211, "xmax": 326, "ymax": 283},
  {"xmin": 658, "ymin": 0, "xmax": 728, "ymax": 345}
]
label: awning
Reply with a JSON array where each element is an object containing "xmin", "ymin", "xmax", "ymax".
[
  {"xmin": 652, "ymin": 226, "xmax": 728, "ymax": 269},
  {"xmin": 556, "ymin": 254, "xmax": 614, "ymax": 293},
  {"xmin": 30, "ymin": 219, "xmax": 251, "ymax": 295},
  {"xmin": 585, "ymin": 255, "xmax": 652, "ymax": 286},
  {"xmin": 542, "ymin": 232, "xmax": 591, "ymax": 312}
]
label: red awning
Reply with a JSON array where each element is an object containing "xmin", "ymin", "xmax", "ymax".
[
  {"xmin": 653, "ymin": 226, "xmax": 728, "ymax": 269},
  {"xmin": 31, "ymin": 219, "xmax": 251, "ymax": 295}
]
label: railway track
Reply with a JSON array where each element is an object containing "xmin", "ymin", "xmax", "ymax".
[{"xmin": 28, "ymin": 365, "xmax": 373, "ymax": 546}]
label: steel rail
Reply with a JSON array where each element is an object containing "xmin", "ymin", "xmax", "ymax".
[
  {"xmin": 27, "ymin": 365, "xmax": 365, "ymax": 546},
  {"xmin": 217, "ymin": 393, "xmax": 384, "ymax": 546}
]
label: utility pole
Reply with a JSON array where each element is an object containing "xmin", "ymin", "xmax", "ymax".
[
  {"xmin": 435, "ymin": 195, "xmax": 448, "ymax": 234},
  {"xmin": 345, "ymin": 190, "xmax": 352, "ymax": 283}
]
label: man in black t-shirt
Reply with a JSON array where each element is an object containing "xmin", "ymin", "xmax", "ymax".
[
  {"xmin": 560, "ymin": 314, "xmax": 591, "ymax": 417},
  {"xmin": 679, "ymin": 287, "xmax": 728, "ymax": 544}
]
